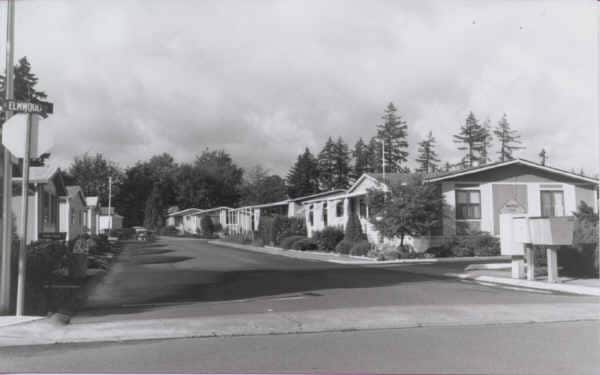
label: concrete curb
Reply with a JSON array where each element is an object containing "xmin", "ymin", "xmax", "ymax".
[
  {"xmin": 208, "ymin": 240, "xmax": 509, "ymax": 265},
  {"xmin": 1, "ymin": 303, "xmax": 598, "ymax": 348}
]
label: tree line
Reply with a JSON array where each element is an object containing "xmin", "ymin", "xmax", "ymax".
[{"xmin": 286, "ymin": 103, "xmax": 527, "ymax": 198}]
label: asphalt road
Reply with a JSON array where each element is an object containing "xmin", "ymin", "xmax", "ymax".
[
  {"xmin": 73, "ymin": 237, "xmax": 596, "ymax": 323},
  {"xmin": 1, "ymin": 321, "xmax": 598, "ymax": 373}
]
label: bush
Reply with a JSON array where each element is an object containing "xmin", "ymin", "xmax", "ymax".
[
  {"xmin": 291, "ymin": 238, "xmax": 319, "ymax": 251},
  {"xmin": 158, "ymin": 226, "xmax": 179, "ymax": 236},
  {"xmin": 257, "ymin": 216, "xmax": 275, "ymax": 246},
  {"xmin": 213, "ymin": 222, "xmax": 223, "ymax": 233},
  {"xmin": 271, "ymin": 215, "xmax": 307, "ymax": 245},
  {"xmin": 200, "ymin": 215, "xmax": 215, "ymax": 236},
  {"xmin": 350, "ymin": 240, "xmax": 372, "ymax": 256},
  {"xmin": 313, "ymin": 227, "xmax": 345, "ymax": 252},
  {"xmin": 335, "ymin": 239, "xmax": 355, "ymax": 254},
  {"xmin": 280, "ymin": 235, "xmax": 306, "ymax": 249},
  {"xmin": 344, "ymin": 212, "xmax": 366, "ymax": 242},
  {"xmin": 425, "ymin": 232, "xmax": 499, "ymax": 258}
]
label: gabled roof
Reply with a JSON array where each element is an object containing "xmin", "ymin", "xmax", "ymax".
[
  {"xmin": 425, "ymin": 158, "xmax": 599, "ymax": 184},
  {"xmin": 65, "ymin": 185, "xmax": 86, "ymax": 206},
  {"xmin": 302, "ymin": 191, "xmax": 348, "ymax": 204}
]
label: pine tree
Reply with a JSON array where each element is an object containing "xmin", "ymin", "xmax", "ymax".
[
  {"xmin": 539, "ymin": 148, "xmax": 547, "ymax": 166},
  {"xmin": 317, "ymin": 137, "xmax": 337, "ymax": 191},
  {"xmin": 376, "ymin": 102, "xmax": 409, "ymax": 172},
  {"xmin": 453, "ymin": 112, "xmax": 484, "ymax": 168},
  {"xmin": 332, "ymin": 137, "xmax": 351, "ymax": 189},
  {"xmin": 479, "ymin": 118, "xmax": 493, "ymax": 164},
  {"xmin": 493, "ymin": 114, "xmax": 523, "ymax": 161},
  {"xmin": 287, "ymin": 148, "xmax": 320, "ymax": 198},
  {"xmin": 366, "ymin": 137, "xmax": 382, "ymax": 173},
  {"xmin": 443, "ymin": 162, "xmax": 452, "ymax": 172},
  {"xmin": 415, "ymin": 131, "xmax": 440, "ymax": 174},
  {"xmin": 13, "ymin": 57, "xmax": 47, "ymax": 101},
  {"xmin": 352, "ymin": 138, "xmax": 370, "ymax": 179}
]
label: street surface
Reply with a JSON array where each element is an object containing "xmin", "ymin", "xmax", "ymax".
[
  {"xmin": 1, "ymin": 237, "xmax": 598, "ymax": 373},
  {"xmin": 1, "ymin": 321, "xmax": 598, "ymax": 373},
  {"xmin": 74, "ymin": 237, "xmax": 596, "ymax": 323}
]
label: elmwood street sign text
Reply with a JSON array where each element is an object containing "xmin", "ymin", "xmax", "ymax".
[{"xmin": 3, "ymin": 100, "xmax": 54, "ymax": 115}]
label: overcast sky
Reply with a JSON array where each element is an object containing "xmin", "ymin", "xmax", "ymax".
[{"xmin": 3, "ymin": 0, "xmax": 598, "ymax": 176}]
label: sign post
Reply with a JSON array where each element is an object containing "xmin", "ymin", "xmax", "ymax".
[
  {"xmin": 0, "ymin": 0, "xmax": 15, "ymax": 315},
  {"xmin": 15, "ymin": 114, "xmax": 32, "ymax": 316}
]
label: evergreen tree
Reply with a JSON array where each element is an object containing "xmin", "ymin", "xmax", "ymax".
[
  {"xmin": 376, "ymin": 102, "xmax": 409, "ymax": 172},
  {"xmin": 351, "ymin": 138, "xmax": 370, "ymax": 179},
  {"xmin": 539, "ymin": 148, "xmax": 547, "ymax": 166},
  {"xmin": 287, "ymin": 148, "xmax": 320, "ymax": 198},
  {"xmin": 366, "ymin": 137, "xmax": 382, "ymax": 173},
  {"xmin": 479, "ymin": 118, "xmax": 493, "ymax": 164},
  {"xmin": 317, "ymin": 137, "xmax": 337, "ymax": 191},
  {"xmin": 493, "ymin": 114, "xmax": 523, "ymax": 161},
  {"xmin": 453, "ymin": 112, "xmax": 484, "ymax": 168},
  {"xmin": 13, "ymin": 57, "xmax": 47, "ymax": 102},
  {"xmin": 332, "ymin": 137, "xmax": 351, "ymax": 189},
  {"xmin": 415, "ymin": 131, "xmax": 440, "ymax": 174},
  {"xmin": 443, "ymin": 162, "xmax": 452, "ymax": 172}
]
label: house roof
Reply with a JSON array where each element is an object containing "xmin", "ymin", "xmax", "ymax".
[
  {"xmin": 65, "ymin": 185, "xmax": 86, "ymax": 205},
  {"xmin": 167, "ymin": 207, "xmax": 204, "ymax": 217},
  {"xmin": 190, "ymin": 206, "xmax": 231, "ymax": 215},
  {"xmin": 301, "ymin": 191, "xmax": 348, "ymax": 204},
  {"xmin": 425, "ymin": 158, "xmax": 599, "ymax": 184},
  {"xmin": 85, "ymin": 196, "xmax": 99, "ymax": 207},
  {"xmin": 289, "ymin": 189, "xmax": 347, "ymax": 203}
]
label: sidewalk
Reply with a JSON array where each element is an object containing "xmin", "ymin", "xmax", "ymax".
[
  {"xmin": 210, "ymin": 240, "xmax": 600, "ymax": 297},
  {"xmin": 1, "ymin": 302, "xmax": 598, "ymax": 348}
]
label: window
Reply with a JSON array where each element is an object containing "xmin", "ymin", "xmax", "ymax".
[
  {"xmin": 322, "ymin": 202, "xmax": 328, "ymax": 226},
  {"xmin": 336, "ymin": 201, "xmax": 344, "ymax": 217},
  {"xmin": 42, "ymin": 191, "xmax": 50, "ymax": 224},
  {"xmin": 309, "ymin": 205, "xmax": 314, "ymax": 226},
  {"xmin": 456, "ymin": 190, "xmax": 481, "ymax": 235},
  {"xmin": 70, "ymin": 209, "xmax": 75, "ymax": 225},
  {"xmin": 540, "ymin": 191, "xmax": 564, "ymax": 217}
]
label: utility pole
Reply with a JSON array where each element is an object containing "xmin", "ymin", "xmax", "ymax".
[
  {"xmin": 108, "ymin": 176, "xmax": 112, "ymax": 229},
  {"xmin": 0, "ymin": 0, "xmax": 16, "ymax": 314}
]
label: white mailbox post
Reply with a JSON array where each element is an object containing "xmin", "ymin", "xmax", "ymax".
[
  {"xmin": 527, "ymin": 216, "xmax": 574, "ymax": 283},
  {"xmin": 499, "ymin": 200, "xmax": 527, "ymax": 279}
]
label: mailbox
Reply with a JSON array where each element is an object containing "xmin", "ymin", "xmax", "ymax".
[
  {"xmin": 512, "ymin": 216, "xmax": 531, "ymax": 244},
  {"xmin": 527, "ymin": 216, "xmax": 574, "ymax": 246}
]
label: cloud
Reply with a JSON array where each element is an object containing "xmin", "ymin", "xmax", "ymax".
[{"xmin": 1, "ymin": 0, "xmax": 595, "ymax": 175}]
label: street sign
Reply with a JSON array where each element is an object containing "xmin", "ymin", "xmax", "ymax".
[
  {"xmin": 3, "ymin": 100, "xmax": 53, "ymax": 115},
  {"xmin": 39, "ymin": 232, "xmax": 66, "ymax": 241}
]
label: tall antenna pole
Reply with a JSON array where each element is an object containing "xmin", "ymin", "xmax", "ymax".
[{"xmin": 1, "ymin": 0, "xmax": 16, "ymax": 314}]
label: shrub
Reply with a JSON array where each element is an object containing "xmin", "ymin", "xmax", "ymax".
[
  {"xmin": 272, "ymin": 215, "xmax": 306, "ymax": 245},
  {"xmin": 280, "ymin": 235, "xmax": 306, "ymax": 249},
  {"xmin": 257, "ymin": 216, "xmax": 275, "ymax": 246},
  {"xmin": 291, "ymin": 238, "xmax": 319, "ymax": 251},
  {"xmin": 335, "ymin": 239, "xmax": 355, "ymax": 254},
  {"xmin": 200, "ymin": 215, "xmax": 215, "ymax": 236},
  {"xmin": 158, "ymin": 226, "xmax": 179, "ymax": 236},
  {"xmin": 313, "ymin": 227, "xmax": 345, "ymax": 252},
  {"xmin": 344, "ymin": 212, "xmax": 366, "ymax": 242},
  {"xmin": 424, "ymin": 232, "xmax": 499, "ymax": 258},
  {"xmin": 350, "ymin": 240, "xmax": 372, "ymax": 256},
  {"xmin": 213, "ymin": 222, "xmax": 223, "ymax": 233}
]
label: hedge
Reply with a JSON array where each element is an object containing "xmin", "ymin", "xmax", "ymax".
[
  {"xmin": 313, "ymin": 227, "xmax": 344, "ymax": 252},
  {"xmin": 280, "ymin": 235, "xmax": 306, "ymax": 249}
]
